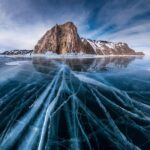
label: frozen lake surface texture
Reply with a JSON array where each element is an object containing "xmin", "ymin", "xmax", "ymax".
[{"xmin": 0, "ymin": 56, "xmax": 150, "ymax": 150}]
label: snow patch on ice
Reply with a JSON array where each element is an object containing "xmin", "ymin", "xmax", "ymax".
[{"xmin": 5, "ymin": 61, "xmax": 29, "ymax": 66}]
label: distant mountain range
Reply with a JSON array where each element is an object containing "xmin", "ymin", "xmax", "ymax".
[
  {"xmin": 1, "ymin": 22, "xmax": 144, "ymax": 56},
  {"xmin": 1, "ymin": 50, "xmax": 33, "ymax": 55}
]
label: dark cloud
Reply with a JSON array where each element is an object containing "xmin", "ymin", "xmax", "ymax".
[{"xmin": 0, "ymin": 0, "xmax": 89, "ymax": 24}]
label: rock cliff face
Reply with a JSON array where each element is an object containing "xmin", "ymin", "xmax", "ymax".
[
  {"xmin": 34, "ymin": 22, "xmax": 144, "ymax": 55},
  {"xmin": 34, "ymin": 22, "xmax": 94, "ymax": 54}
]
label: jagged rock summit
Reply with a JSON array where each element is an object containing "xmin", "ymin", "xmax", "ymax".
[
  {"xmin": 34, "ymin": 22, "xmax": 144, "ymax": 55},
  {"xmin": 34, "ymin": 22, "xmax": 92, "ymax": 54}
]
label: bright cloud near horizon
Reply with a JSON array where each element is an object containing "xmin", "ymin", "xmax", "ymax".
[{"xmin": 0, "ymin": 0, "xmax": 150, "ymax": 54}]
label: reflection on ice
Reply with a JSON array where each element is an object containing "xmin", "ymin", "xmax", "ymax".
[
  {"xmin": 32, "ymin": 56, "xmax": 143, "ymax": 72},
  {"xmin": 0, "ymin": 56, "xmax": 150, "ymax": 150}
]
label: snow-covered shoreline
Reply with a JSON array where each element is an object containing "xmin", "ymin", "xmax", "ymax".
[{"xmin": 0, "ymin": 53, "xmax": 145, "ymax": 59}]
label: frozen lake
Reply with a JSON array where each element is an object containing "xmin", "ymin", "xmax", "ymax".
[{"xmin": 0, "ymin": 56, "xmax": 150, "ymax": 150}]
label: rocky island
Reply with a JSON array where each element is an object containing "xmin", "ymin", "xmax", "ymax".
[
  {"xmin": 1, "ymin": 22, "xmax": 144, "ymax": 56},
  {"xmin": 34, "ymin": 22, "xmax": 144, "ymax": 55}
]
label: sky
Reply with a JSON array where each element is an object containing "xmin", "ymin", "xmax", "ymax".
[{"xmin": 0, "ymin": 0, "xmax": 150, "ymax": 54}]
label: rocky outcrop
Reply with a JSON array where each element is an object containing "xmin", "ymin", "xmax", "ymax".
[
  {"xmin": 84, "ymin": 39, "xmax": 141, "ymax": 55},
  {"xmin": 34, "ymin": 22, "xmax": 95, "ymax": 54},
  {"xmin": 34, "ymin": 22, "xmax": 144, "ymax": 55}
]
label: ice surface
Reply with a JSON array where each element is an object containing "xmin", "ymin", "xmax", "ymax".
[{"xmin": 0, "ymin": 56, "xmax": 150, "ymax": 150}]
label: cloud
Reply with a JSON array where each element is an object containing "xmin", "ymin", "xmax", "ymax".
[
  {"xmin": 104, "ymin": 22, "xmax": 150, "ymax": 54},
  {"xmin": 0, "ymin": 0, "xmax": 150, "ymax": 53},
  {"xmin": 80, "ymin": 0, "xmax": 150, "ymax": 53},
  {"xmin": 0, "ymin": 0, "xmax": 90, "ymax": 50},
  {"xmin": 0, "ymin": 23, "xmax": 52, "ymax": 51},
  {"xmin": 0, "ymin": 2, "xmax": 52, "ymax": 50}
]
